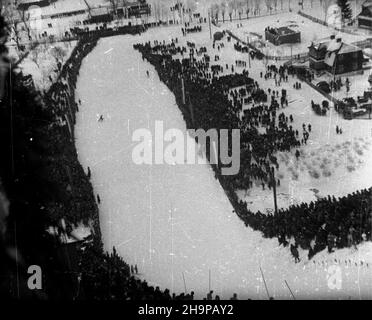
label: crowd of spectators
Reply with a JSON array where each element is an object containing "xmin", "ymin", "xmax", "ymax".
[
  {"xmin": 1, "ymin": 18, "xmax": 202, "ymax": 300},
  {"xmin": 134, "ymin": 37, "xmax": 372, "ymax": 262},
  {"xmin": 134, "ymin": 40, "xmax": 308, "ymax": 198},
  {"xmin": 1, "ymin": 10, "xmax": 371, "ymax": 299}
]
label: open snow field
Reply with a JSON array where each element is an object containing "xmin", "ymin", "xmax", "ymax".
[{"xmin": 75, "ymin": 21, "xmax": 372, "ymax": 299}]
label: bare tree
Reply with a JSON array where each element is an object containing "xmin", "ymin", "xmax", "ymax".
[
  {"xmin": 237, "ymin": 0, "xmax": 245, "ymax": 19},
  {"xmin": 151, "ymin": 0, "xmax": 168, "ymax": 22},
  {"xmin": 231, "ymin": 0, "xmax": 238, "ymax": 18},
  {"xmin": 273, "ymin": 0, "xmax": 278, "ymax": 11},
  {"xmin": 246, "ymin": 0, "xmax": 251, "ymax": 18},
  {"xmin": 254, "ymin": 0, "xmax": 260, "ymax": 15},
  {"xmin": 221, "ymin": 2, "xmax": 226, "ymax": 22},
  {"xmin": 265, "ymin": 0, "xmax": 273, "ymax": 13},
  {"xmin": 185, "ymin": 0, "xmax": 197, "ymax": 21},
  {"xmin": 228, "ymin": 1, "xmax": 234, "ymax": 21},
  {"xmin": 211, "ymin": 3, "xmax": 220, "ymax": 21},
  {"xmin": 152, "ymin": 1, "xmax": 161, "ymax": 21},
  {"xmin": 108, "ymin": 0, "xmax": 120, "ymax": 16}
]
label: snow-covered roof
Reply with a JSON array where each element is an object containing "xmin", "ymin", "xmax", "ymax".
[
  {"xmin": 90, "ymin": 7, "xmax": 111, "ymax": 17},
  {"xmin": 267, "ymin": 26, "xmax": 299, "ymax": 36},
  {"xmin": 327, "ymin": 39, "xmax": 342, "ymax": 52},
  {"xmin": 277, "ymin": 26, "xmax": 299, "ymax": 35},
  {"xmin": 312, "ymin": 37, "xmax": 361, "ymax": 55}
]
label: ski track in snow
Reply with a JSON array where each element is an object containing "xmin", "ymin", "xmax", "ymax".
[{"xmin": 74, "ymin": 22, "xmax": 372, "ymax": 299}]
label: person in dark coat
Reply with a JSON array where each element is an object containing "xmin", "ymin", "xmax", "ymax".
[{"xmin": 290, "ymin": 244, "xmax": 300, "ymax": 263}]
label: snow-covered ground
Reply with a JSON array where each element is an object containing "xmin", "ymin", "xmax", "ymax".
[
  {"xmin": 74, "ymin": 22, "xmax": 372, "ymax": 299},
  {"xmin": 11, "ymin": 40, "xmax": 77, "ymax": 91}
]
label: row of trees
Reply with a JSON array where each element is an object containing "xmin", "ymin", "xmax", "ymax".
[{"xmin": 209, "ymin": 0, "xmax": 353, "ymax": 23}]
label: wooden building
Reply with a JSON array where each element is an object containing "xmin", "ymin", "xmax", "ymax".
[
  {"xmin": 308, "ymin": 36, "xmax": 364, "ymax": 75},
  {"xmin": 264, "ymin": 26, "xmax": 301, "ymax": 46},
  {"xmin": 358, "ymin": 0, "xmax": 372, "ymax": 29},
  {"xmin": 89, "ymin": 7, "xmax": 113, "ymax": 24}
]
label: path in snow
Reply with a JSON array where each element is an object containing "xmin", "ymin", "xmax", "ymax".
[{"xmin": 74, "ymin": 28, "xmax": 372, "ymax": 299}]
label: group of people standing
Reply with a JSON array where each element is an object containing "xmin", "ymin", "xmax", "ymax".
[{"xmin": 134, "ymin": 32, "xmax": 371, "ymax": 263}]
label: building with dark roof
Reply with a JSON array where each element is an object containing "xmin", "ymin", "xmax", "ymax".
[
  {"xmin": 124, "ymin": 1, "xmax": 151, "ymax": 17},
  {"xmin": 308, "ymin": 35, "xmax": 364, "ymax": 75},
  {"xmin": 265, "ymin": 26, "xmax": 301, "ymax": 46},
  {"xmin": 88, "ymin": 7, "xmax": 113, "ymax": 23},
  {"xmin": 358, "ymin": 0, "xmax": 372, "ymax": 29}
]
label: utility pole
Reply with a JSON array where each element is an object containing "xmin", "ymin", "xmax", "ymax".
[
  {"xmin": 247, "ymin": 36, "xmax": 251, "ymax": 68},
  {"xmin": 208, "ymin": 10, "xmax": 212, "ymax": 40},
  {"xmin": 181, "ymin": 76, "xmax": 186, "ymax": 104},
  {"xmin": 208, "ymin": 269, "xmax": 211, "ymax": 293},
  {"xmin": 259, "ymin": 265, "xmax": 271, "ymax": 299},
  {"xmin": 284, "ymin": 280, "xmax": 296, "ymax": 300},
  {"xmin": 182, "ymin": 272, "xmax": 187, "ymax": 293},
  {"xmin": 172, "ymin": 0, "xmax": 175, "ymax": 24},
  {"xmin": 271, "ymin": 167, "xmax": 278, "ymax": 215}
]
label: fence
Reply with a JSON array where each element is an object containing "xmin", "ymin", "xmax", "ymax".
[
  {"xmin": 265, "ymin": 52, "xmax": 308, "ymax": 61},
  {"xmin": 226, "ymin": 30, "xmax": 309, "ymax": 61}
]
